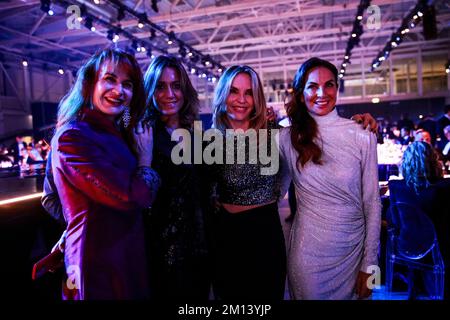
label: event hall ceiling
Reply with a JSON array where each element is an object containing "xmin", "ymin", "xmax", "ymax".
[{"xmin": 0, "ymin": 0, "xmax": 449, "ymax": 84}]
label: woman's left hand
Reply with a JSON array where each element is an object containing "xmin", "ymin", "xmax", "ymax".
[
  {"xmin": 266, "ymin": 106, "xmax": 276, "ymax": 122},
  {"xmin": 355, "ymin": 271, "xmax": 372, "ymax": 299},
  {"xmin": 351, "ymin": 113, "xmax": 378, "ymax": 133}
]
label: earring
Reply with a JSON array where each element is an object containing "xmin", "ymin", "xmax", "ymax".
[{"xmin": 122, "ymin": 106, "xmax": 131, "ymax": 128}]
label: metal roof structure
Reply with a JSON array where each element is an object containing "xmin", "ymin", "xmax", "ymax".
[{"xmin": 0, "ymin": 0, "xmax": 449, "ymax": 91}]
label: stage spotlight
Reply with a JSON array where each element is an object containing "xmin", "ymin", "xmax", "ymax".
[
  {"xmin": 85, "ymin": 17, "xmax": 95, "ymax": 31},
  {"xmin": 146, "ymin": 49, "xmax": 154, "ymax": 59},
  {"xmin": 167, "ymin": 31, "xmax": 175, "ymax": 45},
  {"xmin": 203, "ymin": 56, "xmax": 211, "ymax": 67},
  {"xmin": 40, "ymin": 0, "xmax": 53, "ymax": 15},
  {"xmin": 138, "ymin": 14, "xmax": 146, "ymax": 29}
]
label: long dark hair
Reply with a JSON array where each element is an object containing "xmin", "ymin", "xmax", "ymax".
[
  {"xmin": 57, "ymin": 48, "xmax": 146, "ymax": 131},
  {"xmin": 287, "ymin": 57, "xmax": 339, "ymax": 168},
  {"xmin": 143, "ymin": 55, "xmax": 199, "ymax": 129}
]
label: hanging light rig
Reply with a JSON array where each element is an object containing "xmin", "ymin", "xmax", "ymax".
[
  {"xmin": 371, "ymin": 0, "xmax": 426, "ymax": 72},
  {"xmin": 102, "ymin": 0, "xmax": 225, "ymax": 80},
  {"xmin": 45, "ymin": 0, "xmax": 225, "ymax": 81},
  {"xmin": 338, "ymin": 0, "xmax": 371, "ymax": 80}
]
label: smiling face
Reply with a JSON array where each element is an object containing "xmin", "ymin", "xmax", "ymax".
[
  {"xmin": 225, "ymin": 72, "xmax": 254, "ymax": 130},
  {"xmin": 301, "ymin": 66, "xmax": 338, "ymax": 116},
  {"xmin": 154, "ymin": 67, "xmax": 184, "ymax": 118},
  {"xmin": 92, "ymin": 60, "xmax": 133, "ymax": 122}
]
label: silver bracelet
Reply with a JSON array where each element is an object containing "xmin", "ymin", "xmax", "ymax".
[{"xmin": 136, "ymin": 166, "xmax": 161, "ymax": 189}]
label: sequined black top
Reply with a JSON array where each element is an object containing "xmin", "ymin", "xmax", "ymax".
[
  {"xmin": 213, "ymin": 129, "xmax": 282, "ymax": 206},
  {"xmin": 146, "ymin": 122, "xmax": 210, "ymax": 265}
]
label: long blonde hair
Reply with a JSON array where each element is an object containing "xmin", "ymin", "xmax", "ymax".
[
  {"xmin": 212, "ymin": 65, "xmax": 267, "ymax": 132},
  {"xmin": 401, "ymin": 141, "xmax": 443, "ymax": 193}
]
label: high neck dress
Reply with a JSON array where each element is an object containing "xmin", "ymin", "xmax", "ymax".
[{"xmin": 279, "ymin": 108, "xmax": 381, "ymax": 300}]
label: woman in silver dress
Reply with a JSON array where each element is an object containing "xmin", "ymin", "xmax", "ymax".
[{"xmin": 280, "ymin": 57, "xmax": 381, "ymax": 299}]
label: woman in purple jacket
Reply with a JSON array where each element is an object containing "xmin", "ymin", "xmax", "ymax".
[{"xmin": 51, "ymin": 48, "xmax": 160, "ymax": 300}]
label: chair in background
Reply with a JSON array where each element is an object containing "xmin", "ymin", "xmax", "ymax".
[{"xmin": 386, "ymin": 202, "xmax": 445, "ymax": 299}]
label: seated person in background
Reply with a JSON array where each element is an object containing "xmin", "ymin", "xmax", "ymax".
[
  {"xmin": 417, "ymin": 114, "xmax": 437, "ymax": 146},
  {"xmin": 8, "ymin": 136, "xmax": 27, "ymax": 164},
  {"xmin": 0, "ymin": 145, "xmax": 13, "ymax": 167},
  {"xmin": 26, "ymin": 144, "xmax": 44, "ymax": 164},
  {"xmin": 396, "ymin": 127, "xmax": 413, "ymax": 145},
  {"xmin": 437, "ymin": 105, "xmax": 450, "ymax": 151},
  {"xmin": 388, "ymin": 141, "xmax": 450, "ymax": 299},
  {"xmin": 442, "ymin": 125, "xmax": 450, "ymax": 162},
  {"xmin": 414, "ymin": 129, "xmax": 432, "ymax": 145}
]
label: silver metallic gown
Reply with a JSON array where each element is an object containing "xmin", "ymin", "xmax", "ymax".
[{"xmin": 279, "ymin": 108, "xmax": 381, "ymax": 300}]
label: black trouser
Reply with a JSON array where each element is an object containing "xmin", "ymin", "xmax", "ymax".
[
  {"xmin": 213, "ymin": 202, "xmax": 286, "ymax": 300},
  {"xmin": 151, "ymin": 255, "xmax": 211, "ymax": 301}
]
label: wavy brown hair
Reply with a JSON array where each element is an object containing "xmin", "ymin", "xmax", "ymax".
[
  {"xmin": 143, "ymin": 55, "xmax": 199, "ymax": 129},
  {"xmin": 287, "ymin": 57, "xmax": 339, "ymax": 168}
]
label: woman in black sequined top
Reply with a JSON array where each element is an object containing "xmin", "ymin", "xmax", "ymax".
[
  {"xmin": 143, "ymin": 55, "xmax": 212, "ymax": 300},
  {"xmin": 210, "ymin": 65, "xmax": 287, "ymax": 300}
]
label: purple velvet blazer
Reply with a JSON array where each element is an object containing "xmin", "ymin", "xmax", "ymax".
[{"xmin": 51, "ymin": 108, "xmax": 160, "ymax": 300}]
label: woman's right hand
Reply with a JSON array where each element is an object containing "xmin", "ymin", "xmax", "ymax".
[
  {"xmin": 133, "ymin": 121, "xmax": 154, "ymax": 167},
  {"xmin": 51, "ymin": 230, "xmax": 67, "ymax": 253}
]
